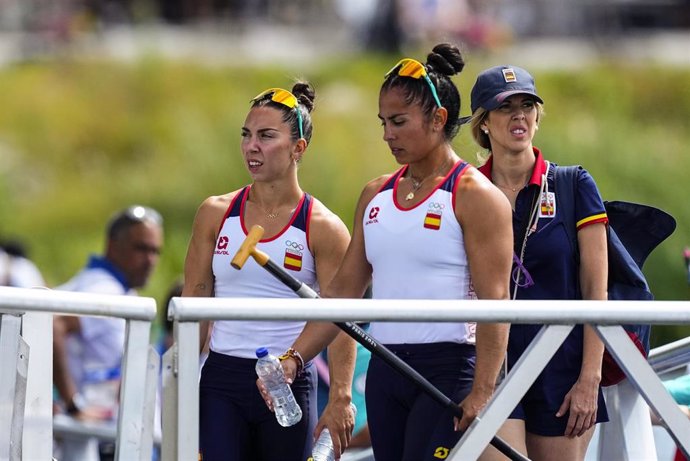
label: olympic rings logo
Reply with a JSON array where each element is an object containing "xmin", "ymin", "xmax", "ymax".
[
  {"xmin": 427, "ymin": 202, "xmax": 445, "ymax": 210},
  {"xmin": 285, "ymin": 240, "xmax": 304, "ymax": 251}
]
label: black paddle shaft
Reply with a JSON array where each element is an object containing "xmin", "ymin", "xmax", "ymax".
[{"xmin": 258, "ymin": 259, "xmax": 529, "ymax": 461}]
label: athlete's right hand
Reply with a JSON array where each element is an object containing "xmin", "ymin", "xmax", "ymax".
[
  {"xmin": 454, "ymin": 387, "xmax": 492, "ymax": 432},
  {"xmin": 255, "ymin": 359, "xmax": 298, "ymax": 412}
]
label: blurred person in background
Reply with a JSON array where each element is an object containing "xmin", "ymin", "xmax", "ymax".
[
  {"xmin": 284, "ymin": 43, "xmax": 513, "ymax": 460},
  {"xmin": 182, "ymin": 81, "xmax": 354, "ymax": 461},
  {"xmin": 0, "ymin": 239, "xmax": 45, "ymax": 288},
  {"xmin": 469, "ymin": 65, "xmax": 609, "ymax": 460},
  {"xmin": 52, "ymin": 205, "xmax": 163, "ymax": 461}
]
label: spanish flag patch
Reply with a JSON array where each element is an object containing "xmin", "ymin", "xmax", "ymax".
[
  {"xmin": 284, "ymin": 249, "xmax": 303, "ymax": 271},
  {"xmin": 424, "ymin": 212, "xmax": 442, "ymax": 230}
]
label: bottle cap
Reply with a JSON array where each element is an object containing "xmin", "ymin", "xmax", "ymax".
[{"xmin": 256, "ymin": 347, "xmax": 269, "ymax": 358}]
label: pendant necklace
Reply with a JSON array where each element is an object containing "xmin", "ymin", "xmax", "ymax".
[
  {"xmin": 256, "ymin": 203, "xmax": 279, "ymax": 219},
  {"xmin": 405, "ymin": 158, "xmax": 451, "ymax": 201}
]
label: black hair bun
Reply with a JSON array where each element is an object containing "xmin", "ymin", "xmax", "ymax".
[
  {"xmin": 292, "ymin": 82, "xmax": 315, "ymax": 112},
  {"xmin": 426, "ymin": 43, "xmax": 465, "ymax": 77}
]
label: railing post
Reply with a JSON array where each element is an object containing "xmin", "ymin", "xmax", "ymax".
[
  {"xmin": 20, "ymin": 311, "xmax": 54, "ymax": 460},
  {"xmin": 11, "ymin": 337, "xmax": 29, "ymax": 461},
  {"xmin": 161, "ymin": 344, "xmax": 178, "ymax": 461},
  {"xmin": 116, "ymin": 318, "xmax": 154, "ymax": 461},
  {"xmin": 598, "ymin": 378, "xmax": 657, "ymax": 460},
  {"xmin": 176, "ymin": 320, "xmax": 200, "ymax": 461},
  {"xmin": 0, "ymin": 313, "xmax": 25, "ymax": 461},
  {"xmin": 141, "ymin": 346, "xmax": 160, "ymax": 461}
]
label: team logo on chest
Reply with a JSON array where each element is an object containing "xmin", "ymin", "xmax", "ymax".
[
  {"xmin": 215, "ymin": 235, "xmax": 230, "ymax": 255},
  {"xmin": 365, "ymin": 206, "xmax": 380, "ymax": 226},
  {"xmin": 283, "ymin": 240, "xmax": 304, "ymax": 271},
  {"xmin": 423, "ymin": 202, "xmax": 444, "ymax": 230}
]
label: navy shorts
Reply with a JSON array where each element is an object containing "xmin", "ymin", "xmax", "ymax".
[
  {"xmin": 508, "ymin": 325, "xmax": 608, "ymax": 436},
  {"xmin": 365, "ymin": 342, "xmax": 475, "ymax": 461},
  {"xmin": 198, "ymin": 350, "xmax": 317, "ymax": 461}
]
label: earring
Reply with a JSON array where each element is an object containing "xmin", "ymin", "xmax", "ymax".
[{"xmin": 483, "ymin": 129, "xmax": 489, "ymax": 135}]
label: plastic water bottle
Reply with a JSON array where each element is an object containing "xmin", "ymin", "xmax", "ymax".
[
  {"xmin": 255, "ymin": 347, "xmax": 302, "ymax": 427},
  {"xmin": 311, "ymin": 402, "xmax": 357, "ymax": 461}
]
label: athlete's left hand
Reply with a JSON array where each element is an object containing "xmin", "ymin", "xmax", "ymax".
[
  {"xmin": 556, "ymin": 377, "xmax": 599, "ymax": 437},
  {"xmin": 314, "ymin": 398, "xmax": 355, "ymax": 460}
]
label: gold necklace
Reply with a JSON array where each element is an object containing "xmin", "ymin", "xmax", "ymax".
[
  {"xmin": 254, "ymin": 203, "xmax": 280, "ymax": 219},
  {"xmin": 494, "ymin": 182, "xmax": 526, "ymax": 193},
  {"xmin": 405, "ymin": 158, "xmax": 452, "ymax": 201}
]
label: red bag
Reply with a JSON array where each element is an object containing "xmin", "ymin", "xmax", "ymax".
[{"xmin": 600, "ymin": 330, "xmax": 648, "ymax": 387}]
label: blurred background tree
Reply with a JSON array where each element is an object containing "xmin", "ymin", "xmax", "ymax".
[{"xmin": 1, "ymin": 0, "xmax": 689, "ymax": 346}]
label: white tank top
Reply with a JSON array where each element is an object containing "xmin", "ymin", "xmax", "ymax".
[
  {"xmin": 363, "ymin": 160, "xmax": 476, "ymax": 345},
  {"xmin": 210, "ymin": 186, "xmax": 318, "ymax": 358}
]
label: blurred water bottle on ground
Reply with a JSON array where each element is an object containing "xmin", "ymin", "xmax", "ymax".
[
  {"xmin": 311, "ymin": 402, "xmax": 357, "ymax": 461},
  {"xmin": 255, "ymin": 347, "xmax": 302, "ymax": 427}
]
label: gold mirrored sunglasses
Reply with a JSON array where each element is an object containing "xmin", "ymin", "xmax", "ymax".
[
  {"xmin": 251, "ymin": 88, "xmax": 304, "ymax": 139},
  {"xmin": 385, "ymin": 58, "xmax": 442, "ymax": 108}
]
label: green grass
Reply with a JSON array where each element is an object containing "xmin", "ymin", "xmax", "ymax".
[{"xmin": 1, "ymin": 55, "xmax": 689, "ymax": 346}]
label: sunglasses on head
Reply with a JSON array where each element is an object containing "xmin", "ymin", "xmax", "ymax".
[
  {"xmin": 385, "ymin": 58, "xmax": 442, "ymax": 109},
  {"xmin": 251, "ymin": 88, "xmax": 304, "ymax": 139}
]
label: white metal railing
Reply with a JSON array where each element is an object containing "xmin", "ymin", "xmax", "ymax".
[
  {"xmin": 649, "ymin": 335, "xmax": 690, "ymax": 375},
  {"xmin": 165, "ymin": 297, "xmax": 690, "ymax": 461},
  {"xmin": 0, "ymin": 286, "xmax": 158, "ymax": 461}
]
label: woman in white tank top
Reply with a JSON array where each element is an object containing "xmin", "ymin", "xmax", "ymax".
[
  {"xmin": 182, "ymin": 82, "xmax": 354, "ymax": 461},
  {"xmin": 287, "ymin": 44, "xmax": 516, "ymax": 460}
]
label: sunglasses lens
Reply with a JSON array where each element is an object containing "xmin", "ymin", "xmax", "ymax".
[
  {"xmin": 398, "ymin": 60, "xmax": 425, "ymax": 79},
  {"xmin": 252, "ymin": 88, "xmax": 297, "ymax": 109},
  {"xmin": 270, "ymin": 90, "xmax": 297, "ymax": 108}
]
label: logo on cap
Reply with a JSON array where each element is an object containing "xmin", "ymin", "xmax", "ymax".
[{"xmin": 502, "ymin": 68, "xmax": 516, "ymax": 83}]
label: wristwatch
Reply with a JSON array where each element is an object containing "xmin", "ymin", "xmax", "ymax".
[{"xmin": 66, "ymin": 392, "xmax": 87, "ymax": 415}]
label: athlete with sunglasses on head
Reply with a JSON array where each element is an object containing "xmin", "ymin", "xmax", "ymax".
[
  {"xmin": 470, "ymin": 65, "xmax": 609, "ymax": 460},
  {"xmin": 182, "ymin": 82, "xmax": 354, "ymax": 461},
  {"xmin": 279, "ymin": 43, "xmax": 514, "ymax": 460}
]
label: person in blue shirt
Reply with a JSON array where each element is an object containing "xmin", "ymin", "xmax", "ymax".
[{"xmin": 469, "ymin": 65, "xmax": 609, "ymax": 461}]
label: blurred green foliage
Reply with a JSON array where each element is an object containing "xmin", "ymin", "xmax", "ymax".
[{"xmin": 1, "ymin": 55, "xmax": 688, "ymax": 347}]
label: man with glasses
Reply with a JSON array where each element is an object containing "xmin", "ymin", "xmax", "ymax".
[{"xmin": 52, "ymin": 205, "xmax": 164, "ymax": 461}]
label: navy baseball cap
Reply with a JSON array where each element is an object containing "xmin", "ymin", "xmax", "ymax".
[{"xmin": 470, "ymin": 65, "xmax": 544, "ymax": 114}]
